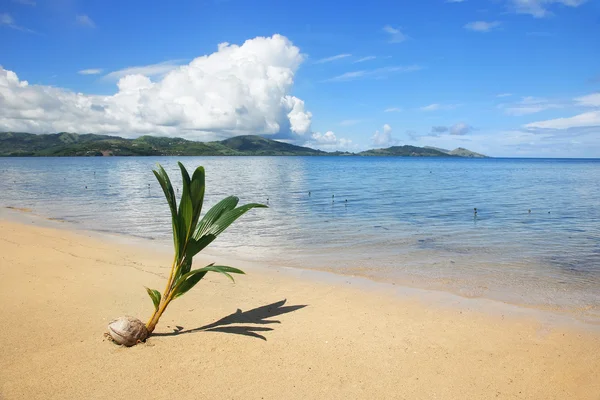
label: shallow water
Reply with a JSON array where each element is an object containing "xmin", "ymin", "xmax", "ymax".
[{"xmin": 1, "ymin": 156, "xmax": 599, "ymax": 319}]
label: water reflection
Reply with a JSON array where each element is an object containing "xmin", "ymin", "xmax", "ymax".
[{"xmin": 1, "ymin": 156, "xmax": 599, "ymax": 316}]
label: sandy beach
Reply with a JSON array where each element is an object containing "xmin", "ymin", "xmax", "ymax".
[{"xmin": 1, "ymin": 216, "xmax": 599, "ymax": 400}]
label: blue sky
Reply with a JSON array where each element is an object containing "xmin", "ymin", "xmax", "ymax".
[{"xmin": 1, "ymin": 0, "xmax": 599, "ymax": 157}]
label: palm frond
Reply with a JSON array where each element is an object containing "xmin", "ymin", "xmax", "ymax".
[{"xmin": 145, "ymin": 163, "xmax": 266, "ymax": 334}]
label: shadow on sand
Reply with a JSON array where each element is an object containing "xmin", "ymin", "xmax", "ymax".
[{"xmin": 153, "ymin": 299, "xmax": 307, "ymax": 341}]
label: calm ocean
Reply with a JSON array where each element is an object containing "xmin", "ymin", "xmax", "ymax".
[{"xmin": 1, "ymin": 156, "xmax": 599, "ymax": 319}]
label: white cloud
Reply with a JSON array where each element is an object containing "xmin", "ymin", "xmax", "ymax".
[
  {"xmin": 311, "ymin": 131, "xmax": 337, "ymax": 144},
  {"xmin": 383, "ymin": 26, "xmax": 407, "ymax": 43},
  {"xmin": 429, "ymin": 122, "xmax": 472, "ymax": 136},
  {"xmin": 353, "ymin": 56, "xmax": 376, "ymax": 63},
  {"xmin": 510, "ymin": 0, "xmax": 588, "ymax": 18},
  {"xmin": 339, "ymin": 119, "xmax": 362, "ymax": 126},
  {"xmin": 314, "ymin": 54, "xmax": 351, "ymax": 64},
  {"xmin": 0, "ymin": 34, "xmax": 313, "ymax": 140},
  {"xmin": 327, "ymin": 65, "xmax": 421, "ymax": 82},
  {"xmin": 305, "ymin": 131, "xmax": 354, "ymax": 151},
  {"xmin": 431, "ymin": 126, "xmax": 449, "ymax": 134},
  {"xmin": 496, "ymin": 93, "xmax": 512, "ymax": 98},
  {"xmin": 522, "ymin": 92, "xmax": 600, "ymax": 131},
  {"xmin": 78, "ymin": 68, "xmax": 103, "ymax": 75},
  {"xmin": 464, "ymin": 21, "xmax": 501, "ymax": 32},
  {"xmin": 502, "ymin": 96, "xmax": 561, "ymax": 116},
  {"xmin": 525, "ymin": 111, "xmax": 600, "ymax": 129},
  {"xmin": 420, "ymin": 103, "xmax": 459, "ymax": 111},
  {"xmin": 328, "ymin": 71, "xmax": 364, "ymax": 82},
  {"xmin": 421, "ymin": 104, "xmax": 441, "ymax": 111},
  {"xmin": 76, "ymin": 15, "xmax": 95, "ymax": 28},
  {"xmin": 450, "ymin": 122, "xmax": 472, "ymax": 135},
  {"xmin": 0, "ymin": 12, "xmax": 34, "ymax": 33},
  {"xmin": 414, "ymin": 123, "xmax": 600, "ymax": 158},
  {"xmin": 575, "ymin": 93, "xmax": 600, "ymax": 107},
  {"xmin": 372, "ymin": 124, "xmax": 399, "ymax": 147},
  {"xmin": 1, "ymin": 13, "xmax": 15, "ymax": 26},
  {"xmin": 104, "ymin": 60, "xmax": 186, "ymax": 80},
  {"xmin": 384, "ymin": 107, "xmax": 402, "ymax": 112}
]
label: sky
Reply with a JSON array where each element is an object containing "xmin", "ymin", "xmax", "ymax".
[{"xmin": 1, "ymin": 0, "xmax": 599, "ymax": 157}]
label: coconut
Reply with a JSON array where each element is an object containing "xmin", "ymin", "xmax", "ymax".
[{"xmin": 107, "ymin": 316, "xmax": 148, "ymax": 346}]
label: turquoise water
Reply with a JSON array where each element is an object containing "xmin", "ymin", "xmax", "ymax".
[{"xmin": 1, "ymin": 156, "xmax": 599, "ymax": 318}]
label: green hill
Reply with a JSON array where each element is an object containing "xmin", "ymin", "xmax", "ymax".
[
  {"xmin": 218, "ymin": 135, "xmax": 328, "ymax": 155},
  {"xmin": 424, "ymin": 146, "xmax": 487, "ymax": 158},
  {"xmin": 0, "ymin": 132, "xmax": 487, "ymax": 157},
  {"xmin": 358, "ymin": 145, "xmax": 453, "ymax": 157},
  {"xmin": 0, "ymin": 132, "xmax": 327, "ymax": 157},
  {"xmin": 448, "ymin": 147, "xmax": 487, "ymax": 158}
]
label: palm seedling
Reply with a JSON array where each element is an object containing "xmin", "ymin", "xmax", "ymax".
[{"xmin": 107, "ymin": 162, "xmax": 267, "ymax": 346}]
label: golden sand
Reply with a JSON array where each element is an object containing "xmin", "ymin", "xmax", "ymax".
[{"xmin": 0, "ymin": 219, "xmax": 599, "ymax": 399}]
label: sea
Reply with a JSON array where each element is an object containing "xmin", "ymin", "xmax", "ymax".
[{"xmin": 1, "ymin": 156, "xmax": 599, "ymax": 321}]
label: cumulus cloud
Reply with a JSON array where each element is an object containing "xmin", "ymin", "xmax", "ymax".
[
  {"xmin": 382, "ymin": 26, "xmax": 407, "ymax": 43},
  {"xmin": 104, "ymin": 60, "xmax": 186, "ymax": 81},
  {"xmin": 0, "ymin": 34, "xmax": 313, "ymax": 140},
  {"xmin": 431, "ymin": 126, "xmax": 449, "ymax": 134},
  {"xmin": 464, "ymin": 21, "xmax": 501, "ymax": 32},
  {"xmin": 509, "ymin": 0, "xmax": 588, "ymax": 18},
  {"xmin": 305, "ymin": 131, "xmax": 354, "ymax": 151},
  {"xmin": 76, "ymin": 14, "xmax": 95, "ymax": 28},
  {"xmin": 371, "ymin": 124, "xmax": 399, "ymax": 147},
  {"xmin": 429, "ymin": 122, "xmax": 471, "ymax": 136},
  {"xmin": 450, "ymin": 122, "xmax": 472, "ymax": 135}
]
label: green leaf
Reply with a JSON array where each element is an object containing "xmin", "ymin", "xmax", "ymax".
[
  {"xmin": 173, "ymin": 264, "xmax": 245, "ymax": 299},
  {"xmin": 173, "ymin": 270, "xmax": 207, "ymax": 299},
  {"xmin": 177, "ymin": 162, "xmax": 193, "ymax": 242},
  {"xmin": 153, "ymin": 164, "xmax": 180, "ymax": 257},
  {"xmin": 174, "ymin": 256, "xmax": 193, "ymax": 284},
  {"xmin": 145, "ymin": 287, "xmax": 161, "ymax": 311},
  {"xmin": 153, "ymin": 164, "xmax": 177, "ymax": 220},
  {"xmin": 186, "ymin": 201, "xmax": 267, "ymax": 259},
  {"xmin": 195, "ymin": 264, "xmax": 245, "ymax": 283},
  {"xmin": 207, "ymin": 203, "xmax": 268, "ymax": 238},
  {"xmin": 194, "ymin": 196, "xmax": 239, "ymax": 240},
  {"xmin": 189, "ymin": 166, "xmax": 206, "ymax": 233},
  {"xmin": 185, "ymin": 234, "xmax": 216, "ymax": 259}
]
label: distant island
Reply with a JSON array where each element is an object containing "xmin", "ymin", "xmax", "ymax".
[{"xmin": 0, "ymin": 132, "xmax": 488, "ymax": 158}]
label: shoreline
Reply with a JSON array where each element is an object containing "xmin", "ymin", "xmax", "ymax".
[
  {"xmin": 1, "ymin": 216, "xmax": 600, "ymax": 399},
  {"xmin": 2, "ymin": 205, "xmax": 599, "ymax": 328}
]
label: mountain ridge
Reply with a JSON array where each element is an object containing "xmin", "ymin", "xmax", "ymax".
[
  {"xmin": 424, "ymin": 146, "xmax": 487, "ymax": 158},
  {"xmin": 0, "ymin": 132, "xmax": 487, "ymax": 158}
]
